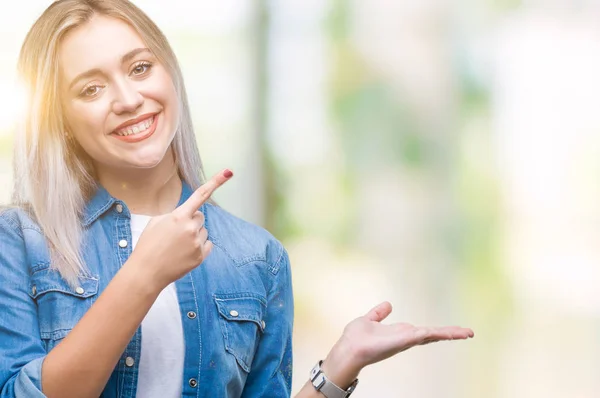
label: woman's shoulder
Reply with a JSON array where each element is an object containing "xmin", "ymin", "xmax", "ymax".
[
  {"xmin": 202, "ymin": 203, "xmax": 288, "ymax": 274},
  {"xmin": 0, "ymin": 207, "xmax": 47, "ymax": 273},
  {"xmin": 0, "ymin": 206, "xmax": 42, "ymax": 238}
]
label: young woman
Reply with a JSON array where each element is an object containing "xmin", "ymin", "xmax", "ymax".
[{"xmin": 0, "ymin": 1, "xmax": 474, "ymax": 397}]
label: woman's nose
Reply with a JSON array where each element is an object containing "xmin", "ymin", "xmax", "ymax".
[{"xmin": 112, "ymin": 80, "xmax": 143, "ymax": 114}]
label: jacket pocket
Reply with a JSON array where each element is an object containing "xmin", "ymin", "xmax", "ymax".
[
  {"xmin": 214, "ymin": 293, "xmax": 266, "ymax": 372},
  {"xmin": 28, "ymin": 267, "xmax": 99, "ymax": 346}
]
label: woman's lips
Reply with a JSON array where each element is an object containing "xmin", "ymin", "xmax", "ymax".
[{"xmin": 111, "ymin": 113, "xmax": 159, "ymax": 143}]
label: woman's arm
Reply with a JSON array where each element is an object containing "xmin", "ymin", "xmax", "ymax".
[
  {"xmin": 294, "ymin": 301, "xmax": 474, "ymax": 398},
  {"xmin": 39, "ymin": 262, "xmax": 160, "ymax": 398},
  {"xmin": 40, "ymin": 172, "xmax": 230, "ymax": 398}
]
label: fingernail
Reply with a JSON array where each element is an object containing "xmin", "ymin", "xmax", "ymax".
[{"xmin": 223, "ymin": 169, "xmax": 233, "ymax": 178}]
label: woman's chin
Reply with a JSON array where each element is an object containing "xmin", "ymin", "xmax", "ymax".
[
  {"xmin": 131, "ymin": 158, "xmax": 165, "ymax": 169},
  {"xmin": 126, "ymin": 149, "xmax": 172, "ymax": 169},
  {"xmin": 115, "ymin": 155, "xmax": 164, "ymax": 170}
]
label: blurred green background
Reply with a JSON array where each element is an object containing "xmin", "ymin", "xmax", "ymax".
[{"xmin": 1, "ymin": 1, "xmax": 600, "ymax": 396}]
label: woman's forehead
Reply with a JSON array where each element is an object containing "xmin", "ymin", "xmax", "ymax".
[{"xmin": 59, "ymin": 15, "xmax": 147, "ymax": 82}]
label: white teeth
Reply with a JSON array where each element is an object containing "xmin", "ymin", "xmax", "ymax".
[{"xmin": 115, "ymin": 116, "xmax": 154, "ymax": 137}]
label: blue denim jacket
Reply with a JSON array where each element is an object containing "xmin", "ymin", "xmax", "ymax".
[{"xmin": 0, "ymin": 183, "xmax": 294, "ymax": 397}]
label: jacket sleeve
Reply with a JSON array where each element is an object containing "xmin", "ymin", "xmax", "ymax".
[
  {"xmin": 241, "ymin": 246, "xmax": 294, "ymax": 398},
  {"xmin": 0, "ymin": 216, "xmax": 47, "ymax": 397}
]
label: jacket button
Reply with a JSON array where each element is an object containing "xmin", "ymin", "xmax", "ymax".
[
  {"xmin": 115, "ymin": 204, "xmax": 123, "ymax": 213},
  {"xmin": 75, "ymin": 287, "xmax": 85, "ymax": 295},
  {"xmin": 125, "ymin": 357, "xmax": 135, "ymax": 367},
  {"xmin": 31, "ymin": 285, "xmax": 37, "ymax": 296},
  {"xmin": 229, "ymin": 310, "xmax": 239, "ymax": 317},
  {"xmin": 261, "ymin": 320, "xmax": 266, "ymax": 330},
  {"xmin": 118, "ymin": 239, "xmax": 128, "ymax": 248},
  {"xmin": 189, "ymin": 378, "xmax": 198, "ymax": 388},
  {"xmin": 187, "ymin": 311, "xmax": 197, "ymax": 319}
]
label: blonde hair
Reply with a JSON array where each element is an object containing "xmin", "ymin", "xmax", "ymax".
[{"xmin": 14, "ymin": 0, "xmax": 207, "ymax": 285}]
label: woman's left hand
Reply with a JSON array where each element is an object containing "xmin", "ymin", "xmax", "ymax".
[{"xmin": 321, "ymin": 301, "xmax": 474, "ymax": 388}]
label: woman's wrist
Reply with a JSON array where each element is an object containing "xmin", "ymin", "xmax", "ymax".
[
  {"xmin": 320, "ymin": 339, "xmax": 362, "ymax": 390},
  {"xmin": 121, "ymin": 254, "xmax": 165, "ymax": 297}
]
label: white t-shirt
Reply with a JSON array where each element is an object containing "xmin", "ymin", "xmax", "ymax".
[{"xmin": 130, "ymin": 214, "xmax": 184, "ymax": 398}]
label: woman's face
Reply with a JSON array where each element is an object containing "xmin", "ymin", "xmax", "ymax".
[{"xmin": 59, "ymin": 15, "xmax": 179, "ymax": 171}]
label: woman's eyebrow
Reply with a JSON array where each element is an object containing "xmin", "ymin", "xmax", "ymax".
[
  {"xmin": 68, "ymin": 68, "xmax": 103, "ymax": 91},
  {"xmin": 121, "ymin": 47, "xmax": 152, "ymax": 64},
  {"xmin": 68, "ymin": 47, "xmax": 152, "ymax": 91}
]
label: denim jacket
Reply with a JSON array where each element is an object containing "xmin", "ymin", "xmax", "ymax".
[{"xmin": 0, "ymin": 183, "xmax": 294, "ymax": 397}]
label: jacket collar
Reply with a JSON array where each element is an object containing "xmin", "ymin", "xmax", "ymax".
[{"xmin": 82, "ymin": 181, "xmax": 194, "ymax": 227}]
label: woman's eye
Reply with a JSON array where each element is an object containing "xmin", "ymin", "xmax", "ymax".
[
  {"xmin": 131, "ymin": 62, "xmax": 152, "ymax": 76},
  {"xmin": 81, "ymin": 85, "xmax": 101, "ymax": 97}
]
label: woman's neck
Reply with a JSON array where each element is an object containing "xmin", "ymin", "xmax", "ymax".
[{"xmin": 95, "ymin": 150, "xmax": 183, "ymax": 216}]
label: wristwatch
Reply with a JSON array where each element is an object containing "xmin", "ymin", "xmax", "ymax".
[{"xmin": 309, "ymin": 360, "xmax": 359, "ymax": 398}]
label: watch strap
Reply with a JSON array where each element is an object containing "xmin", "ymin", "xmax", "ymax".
[{"xmin": 310, "ymin": 360, "xmax": 358, "ymax": 398}]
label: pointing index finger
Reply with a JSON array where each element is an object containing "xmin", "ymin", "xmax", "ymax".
[{"xmin": 177, "ymin": 169, "xmax": 233, "ymax": 216}]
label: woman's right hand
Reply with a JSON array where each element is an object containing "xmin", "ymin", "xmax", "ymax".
[{"xmin": 128, "ymin": 169, "xmax": 233, "ymax": 290}]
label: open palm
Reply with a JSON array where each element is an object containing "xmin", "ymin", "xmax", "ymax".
[
  {"xmin": 344, "ymin": 302, "xmax": 474, "ymax": 367},
  {"xmin": 323, "ymin": 301, "xmax": 475, "ymax": 383}
]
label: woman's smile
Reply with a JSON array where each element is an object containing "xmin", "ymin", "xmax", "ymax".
[{"xmin": 111, "ymin": 112, "xmax": 159, "ymax": 143}]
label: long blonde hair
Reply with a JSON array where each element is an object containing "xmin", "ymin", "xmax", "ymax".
[{"xmin": 14, "ymin": 0, "xmax": 206, "ymax": 285}]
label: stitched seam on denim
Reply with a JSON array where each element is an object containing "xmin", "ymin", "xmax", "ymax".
[
  {"xmin": 220, "ymin": 317, "xmax": 245, "ymax": 370},
  {"xmin": 210, "ymin": 238, "xmax": 270, "ymax": 270},
  {"xmin": 115, "ymin": 216, "xmax": 125, "ymax": 271},
  {"xmin": 30, "ymin": 262, "xmax": 50, "ymax": 274},
  {"xmin": 131, "ymin": 328, "xmax": 138, "ymax": 396},
  {"xmin": 1, "ymin": 211, "xmax": 43, "ymax": 234},
  {"xmin": 210, "ymin": 239, "xmax": 236, "ymax": 263},
  {"xmin": 237, "ymin": 258, "xmax": 280, "ymax": 276},
  {"xmin": 202, "ymin": 203, "xmax": 228, "ymax": 256},
  {"xmin": 266, "ymin": 249, "xmax": 290, "ymax": 381},
  {"xmin": 0, "ymin": 216, "xmax": 24, "ymax": 239},
  {"xmin": 203, "ymin": 204, "xmax": 282, "ymax": 272},
  {"xmin": 202, "ymin": 205, "xmax": 242, "ymax": 265},
  {"xmin": 188, "ymin": 273, "xmax": 202, "ymax": 398},
  {"xmin": 213, "ymin": 292, "xmax": 268, "ymax": 307},
  {"xmin": 118, "ymin": 350, "xmax": 125, "ymax": 398},
  {"xmin": 222, "ymin": 322, "xmax": 251, "ymax": 372},
  {"xmin": 83, "ymin": 198, "xmax": 115, "ymax": 227},
  {"xmin": 201, "ymin": 203, "xmax": 213, "ymax": 238},
  {"xmin": 273, "ymin": 244, "xmax": 285, "ymax": 274},
  {"xmin": 237, "ymin": 254, "xmax": 268, "ymax": 266},
  {"xmin": 124, "ymin": 217, "xmax": 136, "ymax": 397},
  {"xmin": 114, "ymin": 215, "xmax": 128, "ymax": 397},
  {"xmin": 29, "ymin": 287, "xmax": 97, "ymax": 298},
  {"xmin": 203, "ymin": 204, "xmax": 273, "ymax": 268},
  {"xmin": 40, "ymin": 328, "xmax": 71, "ymax": 340},
  {"xmin": 20, "ymin": 224, "xmax": 43, "ymax": 234},
  {"xmin": 214, "ymin": 296, "xmax": 253, "ymax": 371},
  {"xmin": 29, "ymin": 275, "xmax": 99, "ymax": 299},
  {"xmin": 214, "ymin": 294, "xmax": 263, "ymax": 371},
  {"xmin": 217, "ymin": 315, "xmax": 264, "ymax": 331},
  {"xmin": 243, "ymin": 243, "xmax": 284, "ymax": 274},
  {"xmin": 30, "ymin": 268, "xmax": 98, "ymax": 281},
  {"xmin": 215, "ymin": 306, "xmax": 265, "ymax": 330}
]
